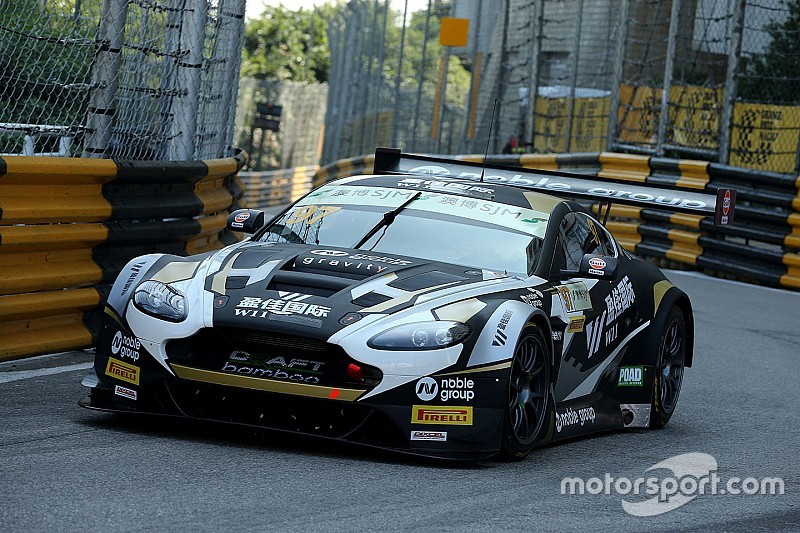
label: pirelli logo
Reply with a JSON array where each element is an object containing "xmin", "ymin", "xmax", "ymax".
[
  {"xmin": 411, "ymin": 405, "xmax": 473, "ymax": 426},
  {"xmin": 568, "ymin": 315, "xmax": 586, "ymax": 333},
  {"xmin": 106, "ymin": 357, "xmax": 140, "ymax": 385}
]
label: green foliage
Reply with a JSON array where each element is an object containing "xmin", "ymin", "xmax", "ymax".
[
  {"xmin": 738, "ymin": 0, "xmax": 800, "ymax": 104},
  {"xmin": 241, "ymin": 4, "xmax": 335, "ymax": 82},
  {"xmin": 240, "ymin": 1, "xmax": 471, "ymax": 108}
]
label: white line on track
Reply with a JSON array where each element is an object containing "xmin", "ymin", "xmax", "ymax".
[{"xmin": 0, "ymin": 362, "xmax": 93, "ymax": 384}]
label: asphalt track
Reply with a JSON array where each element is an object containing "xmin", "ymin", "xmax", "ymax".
[{"xmin": 1, "ymin": 270, "xmax": 798, "ymax": 532}]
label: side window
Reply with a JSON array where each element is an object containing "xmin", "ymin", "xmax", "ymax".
[
  {"xmin": 579, "ymin": 214, "xmax": 617, "ymax": 257},
  {"xmin": 552, "ymin": 213, "xmax": 618, "ymax": 277},
  {"xmin": 558, "ymin": 213, "xmax": 589, "ymax": 272}
]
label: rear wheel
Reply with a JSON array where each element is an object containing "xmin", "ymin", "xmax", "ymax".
[
  {"xmin": 649, "ymin": 306, "xmax": 686, "ymax": 428},
  {"xmin": 500, "ymin": 323, "xmax": 551, "ymax": 460}
]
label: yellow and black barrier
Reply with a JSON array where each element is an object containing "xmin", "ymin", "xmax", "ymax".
[
  {"xmin": 0, "ymin": 151, "xmax": 247, "ymax": 361},
  {"xmin": 239, "ymin": 165, "xmax": 319, "ymax": 208}
]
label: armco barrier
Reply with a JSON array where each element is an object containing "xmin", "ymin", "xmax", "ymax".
[
  {"xmin": 0, "ymin": 152, "xmax": 246, "ymax": 361},
  {"xmin": 239, "ymin": 166, "xmax": 318, "ymax": 209},
  {"xmin": 308, "ymin": 151, "xmax": 799, "ymax": 291}
]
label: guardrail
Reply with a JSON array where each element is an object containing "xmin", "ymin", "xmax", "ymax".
[
  {"xmin": 0, "ymin": 152, "xmax": 246, "ymax": 361},
  {"xmin": 239, "ymin": 165, "xmax": 318, "ymax": 208}
]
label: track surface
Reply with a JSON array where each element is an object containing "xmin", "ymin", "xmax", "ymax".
[{"xmin": 1, "ymin": 271, "xmax": 798, "ymax": 531}]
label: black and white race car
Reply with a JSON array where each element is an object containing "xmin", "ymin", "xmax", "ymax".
[{"xmin": 80, "ymin": 148, "xmax": 736, "ymax": 460}]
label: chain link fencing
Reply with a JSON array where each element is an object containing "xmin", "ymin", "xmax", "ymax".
[
  {"xmin": 0, "ymin": 0, "xmax": 245, "ymax": 160},
  {"xmin": 325, "ymin": 0, "xmax": 800, "ymax": 176}
]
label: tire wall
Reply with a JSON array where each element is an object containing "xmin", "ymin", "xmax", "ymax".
[{"xmin": 0, "ymin": 152, "xmax": 247, "ymax": 361}]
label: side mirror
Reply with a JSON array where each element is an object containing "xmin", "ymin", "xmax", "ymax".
[
  {"xmin": 560, "ymin": 254, "xmax": 618, "ymax": 281},
  {"xmin": 226, "ymin": 209, "xmax": 265, "ymax": 233}
]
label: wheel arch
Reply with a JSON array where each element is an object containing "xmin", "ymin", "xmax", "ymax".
[{"xmin": 656, "ymin": 288, "xmax": 695, "ymax": 368}]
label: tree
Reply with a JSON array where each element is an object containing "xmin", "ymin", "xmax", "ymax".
[
  {"xmin": 240, "ymin": 4, "xmax": 335, "ymax": 82},
  {"xmin": 738, "ymin": 0, "xmax": 800, "ymax": 104}
]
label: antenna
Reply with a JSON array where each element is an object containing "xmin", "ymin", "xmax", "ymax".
[{"xmin": 479, "ymin": 98, "xmax": 499, "ymax": 183}]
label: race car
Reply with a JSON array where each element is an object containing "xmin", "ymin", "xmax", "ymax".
[{"xmin": 80, "ymin": 148, "xmax": 736, "ymax": 460}]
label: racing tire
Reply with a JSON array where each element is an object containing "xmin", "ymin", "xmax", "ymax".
[
  {"xmin": 649, "ymin": 306, "xmax": 686, "ymax": 429},
  {"xmin": 499, "ymin": 323, "xmax": 552, "ymax": 460}
]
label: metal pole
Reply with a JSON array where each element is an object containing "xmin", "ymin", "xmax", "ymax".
[
  {"xmin": 304, "ymin": 7, "xmax": 317, "ymax": 82},
  {"xmin": 370, "ymin": 1, "xmax": 390, "ymax": 149},
  {"xmin": 526, "ymin": 0, "xmax": 544, "ymax": 153},
  {"xmin": 461, "ymin": 0, "xmax": 482, "ymax": 153},
  {"xmin": 359, "ymin": 0, "xmax": 380, "ymax": 153},
  {"xmin": 435, "ymin": 47, "xmax": 451, "ymax": 154},
  {"xmin": 170, "ymin": 0, "xmax": 208, "ymax": 160},
  {"xmin": 411, "ymin": 0, "xmax": 432, "ymax": 152},
  {"xmin": 322, "ymin": 19, "xmax": 341, "ymax": 164},
  {"xmin": 82, "ymin": 0, "xmax": 129, "ymax": 158},
  {"xmin": 655, "ymin": 0, "xmax": 681, "ymax": 156},
  {"xmin": 219, "ymin": 0, "xmax": 246, "ymax": 158},
  {"xmin": 346, "ymin": 2, "xmax": 366, "ymax": 156},
  {"xmin": 565, "ymin": 0, "xmax": 585, "ymax": 154},
  {"xmin": 719, "ymin": 0, "xmax": 746, "ymax": 165},
  {"xmin": 606, "ymin": 0, "xmax": 630, "ymax": 151},
  {"xmin": 391, "ymin": 0, "xmax": 410, "ymax": 147}
]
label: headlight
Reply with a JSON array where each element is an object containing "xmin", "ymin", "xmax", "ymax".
[
  {"xmin": 368, "ymin": 321, "xmax": 471, "ymax": 350},
  {"xmin": 133, "ymin": 280, "xmax": 187, "ymax": 321}
]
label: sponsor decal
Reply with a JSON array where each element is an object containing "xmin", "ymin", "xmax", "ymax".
[
  {"xmin": 110, "ymin": 331, "xmax": 141, "ymax": 362},
  {"xmin": 415, "ymin": 376, "xmax": 475, "ymax": 402},
  {"xmin": 412, "ymin": 405, "xmax": 473, "ymax": 425},
  {"xmin": 586, "ymin": 275, "xmax": 636, "ymax": 358},
  {"xmin": 119, "ymin": 260, "xmax": 147, "ymax": 297},
  {"xmin": 105, "ymin": 357, "xmax": 139, "ymax": 385},
  {"xmin": 553, "ymin": 331, "xmax": 563, "ymax": 342},
  {"xmin": 410, "ymin": 430, "xmax": 447, "ymax": 442},
  {"xmin": 520, "ymin": 288, "xmax": 544, "ymax": 308},
  {"xmin": 220, "ymin": 351, "xmax": 326, "ymax": 384},
  {"xmin": 723, "ymin": 190, "xmax": 731, "ymax": 216},
  {"xmin": 492, "ymin": 310, "xmax": 513, "ymax": 346},
  {"xmin": 397, "ymin": 176, "xmax": 495, "ymax": 196},
  {"xmin": 285, "ymin": 205, "xmax": 341, "ymax": 225},
  {"xmin": 114, "ymin": 384, "xmax": 137, "ymax": 401},
  {"xmin": 557, "ymin": 282, "xmax": 592, "ymax": 312},
  {"xmin": 406, "ymin": 165, "xmax": 450, "ymax": 176},
  {"xmin": 235, "ymin": 292, "xmax": 331, "ymax": 319},
  {"xmin": 234, "ymin": 212, "xmax": 250, "ymax": 223},
  {"xmin": 588, "ymin": 257, "xmax": 606, "ymax": 270},
  {"xmin": 618, "ymin": 366, "xmax": 644, "ymax": 387},
  {"xmin": 568, "ymin": 315, "xmax": 586, "ymax": 333},
  {"xmin": 310, "ymin": 249, "xmax": 349, "ymax": 257},
  {"xmin": 555, "ymin": 406, "xmax": 596, "ymax": 433}
]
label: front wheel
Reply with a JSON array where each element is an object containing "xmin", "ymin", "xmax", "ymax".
[
  {"xmin": 499, "ymin": 323, "xmax": 551, "ymax": 460},
  {"xmin": 649, "ymin": 306, "xmax": 686, "ymax": 428}
]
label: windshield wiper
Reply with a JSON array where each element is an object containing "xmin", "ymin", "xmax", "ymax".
[{"xmin": 353, "ymin": 191, "xmax": 422, "ymax": 249}]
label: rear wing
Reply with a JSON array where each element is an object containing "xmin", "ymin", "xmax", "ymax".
[{"xmin": 373, "ymin": 148, "xmax": 736, "ymax": 225}]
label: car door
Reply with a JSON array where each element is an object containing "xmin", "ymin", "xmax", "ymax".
[{"xmin": 549, "ymin": 211, "xmax": 620, "ymax": 402}]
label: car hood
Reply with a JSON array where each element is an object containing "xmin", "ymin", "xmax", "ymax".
[{"xmin": 205, "ymin": 241, "xmax": 516, "ymax": 339}]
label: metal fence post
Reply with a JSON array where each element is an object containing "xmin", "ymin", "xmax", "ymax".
[
  {"xmin": 346, "ymin": 2, "xmax": 366, "ymax": 156},
  {"xmin": 564, "ymin": 0, "xmax": 585, "ymax": 153},
  {"xmin": 370, "ymin": 1, "xmax": 390, "ymax": 152},
  {"xmin": 606, "ymin": 0, "xmax": 630, "ymax": 151},
  {"xmin": 169, "ymin": 0, "xmax": 208, "ymax": 160},
  {"xmin": 391, "ymin": 0, "xmax": 410, "ymax": 148},
  {"xmin": 219, "ymin": 0, "xmax": 246, "ymax": 158},
  {"xmin": 82, "ymin": 0, "xmax": 129, "ymax": 158},
  {"xmin": 411, "ymin": 0, "xmax": 432, "ymax": 153},
  {"xmin": 526, "ymin": 0, "xmax": 544, "ymax": 153},
  {"xmin": 719, "ymin": 0, "xmax": 746, "ymax": 166},
  {"xmin": 655, "ymin": 0, "xmax": 680, "ymax": 156},
  {"xmin": 359, "ymin": 0, "xmax": 380, "ymax": 153}
]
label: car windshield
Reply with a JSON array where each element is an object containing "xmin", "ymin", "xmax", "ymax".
[{"xmin": 257, "ymin": 184, "xmax": 549, "ymax": 275}]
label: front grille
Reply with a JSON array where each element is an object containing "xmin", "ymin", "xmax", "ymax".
[
  {"xmin": 225, "ymin": 329, "xmax": 328, "ymax": 353},
  {"xmin": 166, "ymin": 328, "xmax": 382, "ymax": 390}
]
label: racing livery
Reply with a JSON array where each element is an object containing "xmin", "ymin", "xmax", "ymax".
[{"xmin": 80, "ymin": 149, "xmax": 736, "ymax": 460}]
